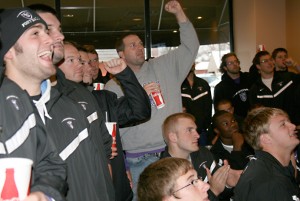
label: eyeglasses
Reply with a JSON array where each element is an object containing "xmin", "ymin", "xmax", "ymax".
[
  {"xmin": 260, "ymin": 58, "xmax": 274, "ymax": 64},
  {"xmin": 226, "ymin": 60, "xmax": 240, "ymax": 66},
  {"xmin": 172, "ymin": 177, "xmax": 203, "ymax": 196}
]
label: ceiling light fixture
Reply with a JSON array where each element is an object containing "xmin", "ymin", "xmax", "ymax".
[
  {"xmin": 63, "ymin": 14, "xmax": 74, "ymax": 18},
  {"xmin": 197, "ymin": 16, "xmax": 202, "ymax": 19}
]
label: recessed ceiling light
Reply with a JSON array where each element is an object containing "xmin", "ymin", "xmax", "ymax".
[
  {"xmin": 173, "ymin": 30, "xmax": 177, "ymax": 33},
  {"xmin": 63, "ymin": 14, "xmax": 74, "ymax": 18},
  {"xmin": 197, "ymin": 16, "xmax": 202, "ymax": 19},
  {"xmin": 133, "ymin": 18, "xmax": 142, "ymax": 21}
]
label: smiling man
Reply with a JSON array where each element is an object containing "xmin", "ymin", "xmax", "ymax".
[
  {"xmin": 138, "ymin": 157, "xmax": 210, "ymax": 201},
  {"xmin": 234, "ymin": 107, "xmax": 300, "ymax": 201},
  {"xmin": 0, "ymin": 7, "xmax": 67, "ymax": 201},
  {"xmin": 249, "ymin": 50, "xmax": 300, "ymax": 124}
]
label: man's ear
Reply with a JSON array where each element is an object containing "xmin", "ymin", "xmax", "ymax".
[
  {"xmin": 260, "ymin": 133, "xmax": 271, "ymax": 146},
  {"xmin": 4, "ymin": 48, "xmax": 14, "ymax": 63},
  {"xmin": 256, "ymin": 64, "xmax": 261, "ymax": 70},
  {"xmin": 169, "ymin": 132, "xmax": 178, "ymax": 143},
  {"xmin": 213, "ymin": 128, "xmax": 220, "ymax": 135},
  {"xmin": 118, "ymin": 51, "xmax": 124, "ymax": 59},
  {"xmin": 163, "ymin": 195, "xmax": 173, "ymax": 201}
]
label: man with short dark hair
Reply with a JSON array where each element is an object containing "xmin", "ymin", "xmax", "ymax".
[
  {"xmin": 210, "ymin": 110, "xmax": 254, "ymax": 170},
  {"xmin": 208, "ymin": 99, "xmax": 244, "ymax": 145},
  {"xmin": 249, "ymin": 50, "xmax": 300, "ymax": 123},
  {"xmin": 105, "ymin": 2, "xmax": 200, "ymax": 199},
  {"xmin": 181, "ymin": 63, "xmax": 212, "ymax": 145},
  {"xmin": 83, "ymin": 44, "xmax": 111, "ymax": 85},
  {"xmin": 78, "ymin": 45, "xmax": 94, "ymax": 87},
  {"xmin": 272, "ymin": 47, "xmax": 300, "ymax": 73}
]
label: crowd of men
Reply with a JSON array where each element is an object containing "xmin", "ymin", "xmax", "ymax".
[{"xmin": 0, "ymin": 0, "xmax": 300, "ymax": 201}]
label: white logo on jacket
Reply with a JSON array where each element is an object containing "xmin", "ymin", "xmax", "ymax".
[
  {"xmin": 78, "ymin": 101, "xmax": 88, "ymax": 110},
  {"xmin": 62, "ymin": 117, "xmax": 76, "ymax": 129},
  {"xmin": 7, "ymin": 95, "xmax": 20, "ymax": 110}
]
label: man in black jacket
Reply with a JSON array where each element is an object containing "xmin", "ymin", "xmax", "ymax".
[
  {"xmin": 92, "ymin": 58, "xmax": 151, "ymax": 201},
  {"xmin": 234, "ymin": 107, "xmax": 300, "ymax": 200},
  {"xmin": 249, "ymin": 50, "xmax": 300, "ymax": 124},
  {"xmin": 161, "ymin": 112, "xmax": 241, "ymax": 201},
  {"xmin": 210, "ymin": 111, "xmax": 254, "ymax": 170},
  {"xmin": 28, "ymin": 4, "xmax": 115, "ymax": 201},
  {"xmin": 29, "ymin": 5, "xmax": 151, "ymax": 201},
  {"xmin": 0, "ymin": 7, "xmax": 67, "ymax": 201},
  {"xmin": 181, "ymin": 64, "xmax": 212, "ymax": 145},
  {"xmin": 214, "ymin": 53, "xmax": 252, "ymax": 118}
]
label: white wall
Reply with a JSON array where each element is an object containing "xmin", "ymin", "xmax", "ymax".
[
  {"xmin": 286, "ymin": 0, "xmax": 300, "ymax": 61},
  {"xmin": 233, "ymin": 0, "xmax": 286, "ymax": 71}
]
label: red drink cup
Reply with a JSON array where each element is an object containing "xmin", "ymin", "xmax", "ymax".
[
  {"xmin": 105, "ymin": 122, "xmax": 117, "ymax": 148},
  {"xmin": 151, "ymin": 91, "xmax": 165, "ymax": 109}
]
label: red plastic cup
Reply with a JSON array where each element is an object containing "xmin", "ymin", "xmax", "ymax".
[
  {"xmin": 0, "ymin": 158, "xmax": 33, "ymax": 200},
  {"xmin": 105, "ymin": 122, "xmax": 117, "ymax": 148}
]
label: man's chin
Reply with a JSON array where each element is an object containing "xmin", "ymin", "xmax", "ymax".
[{"xmin": 53, "ymin": 54, "xmax": 64, "ymax": 65}]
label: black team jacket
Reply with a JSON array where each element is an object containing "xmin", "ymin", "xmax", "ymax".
[{"xmin": 92, "ymin": 67, "xmax": 151, "ymax": 201}]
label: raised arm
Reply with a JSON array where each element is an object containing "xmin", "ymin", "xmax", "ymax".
[{"xmin": 164, "ymin": 0, "xmax": 187, "ymax": 23}]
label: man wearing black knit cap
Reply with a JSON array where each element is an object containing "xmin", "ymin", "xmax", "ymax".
[
  {"xmin": 1, "ymin": 6, "xmax": 118, "ymax": 201},
  {"xmin": 0, "ymin": 7, "xmax": 67, "ymax": 201}
]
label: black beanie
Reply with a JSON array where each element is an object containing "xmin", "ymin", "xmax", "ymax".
[{"xmin": 0, "ymin": 7, "xmax": 47, "ymax": 66}]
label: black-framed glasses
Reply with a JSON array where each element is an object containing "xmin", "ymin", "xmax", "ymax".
[
  {"xmin": 226, "ymin": 60, "xmax": 240, "ymax": 66},
  {"xmin": 172, "ymin": 176, "xmax": 203, "ymax": 196},
  {"xmin": 260, "ymin": 58, "xmax": 274, "ymax": 64}
]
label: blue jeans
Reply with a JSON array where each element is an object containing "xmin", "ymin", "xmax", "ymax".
[{"xmin": 127, "ymin": 153, "xmax": 160, "ymax": 201}]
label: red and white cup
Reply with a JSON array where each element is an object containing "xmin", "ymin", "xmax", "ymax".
[
  {"xmin": 258, "ymin": 44, "xmax": 266, "ymax": 51},
  {"xmin": 151, "ymin": 91, "xmax": 165, "ymax": 109},
  {"xmin": 93, "ymin": 83, "xmax": 104, "ymax": 90},
  {"xmin": 0, "ymin": 158, "xmax": 33, "ymax": 200},
  {"xmin": 105, "ymin": 122, "xmax": 117, "ymax": 148}
]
